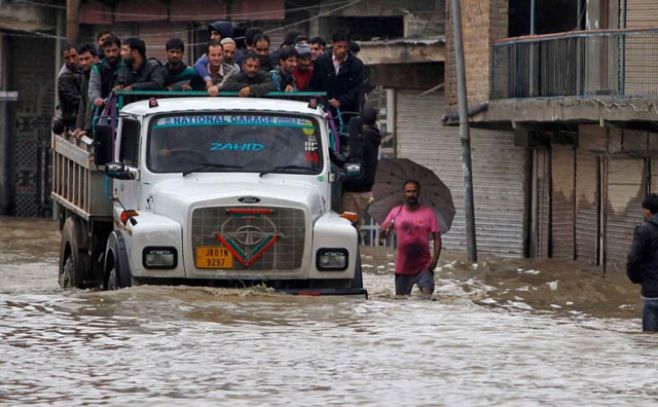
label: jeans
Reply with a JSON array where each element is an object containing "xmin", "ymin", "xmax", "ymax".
[{"xmin": 642, "ymin": 299, "xmax": 658, "ymax": 332}]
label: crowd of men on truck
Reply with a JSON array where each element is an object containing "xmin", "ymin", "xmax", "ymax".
[
  {"xmin": 55, "ymin": 21, "xmax": 366, "ymax": 141},
  {"xmin": 54, "ymin": 21, "xmax": 381, "ymax": 226}
]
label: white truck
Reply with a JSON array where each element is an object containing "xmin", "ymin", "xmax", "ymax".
[{"xmin": 52, "ymin": 93, "xmax": 366, "ymax": 296}]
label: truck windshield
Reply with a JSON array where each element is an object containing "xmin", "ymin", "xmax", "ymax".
[{"xmin": 148, "ymin": 113, "xmax": 323, "ymax": 174}]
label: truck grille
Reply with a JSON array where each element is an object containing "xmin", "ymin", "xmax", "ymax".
[{"xmin": 191, "ymin": 206, "xmax": 306, "ymax": 270}]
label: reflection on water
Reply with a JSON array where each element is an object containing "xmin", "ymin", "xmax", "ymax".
[{"xmin": 1, "ymin": 216, "xmax": 657, "ymax": 406}]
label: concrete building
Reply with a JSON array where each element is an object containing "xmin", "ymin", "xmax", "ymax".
[{"xmin": 445, "ymin": 0, "xmax": 658, "ymax": 271}]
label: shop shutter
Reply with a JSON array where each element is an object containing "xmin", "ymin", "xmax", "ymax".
[
  {"xmin": 605, "ymin": 157, "xmax": 646, "ymax": 269},
  {"xmin": 575, "ymin": 151, "xmax": 600, "ymax": 263},
  {"xmin": 551, "ymin": 144, "xmax": 575, "ymax": 259},
  {"xmin": 396, "ymin": 90, "xmax": 527, "ymax": 257},
  {"xmin": 625, "ymin": 0, "xmax": 658, "ymax": 29},
  {"xmin": 623, "ymin": 0, "xmax": 658, "ymax": 96}
]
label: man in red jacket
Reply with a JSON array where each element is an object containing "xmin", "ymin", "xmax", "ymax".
[{"xmin": 293, "ymin": 42, "xmax": 313, "ymax": 91}]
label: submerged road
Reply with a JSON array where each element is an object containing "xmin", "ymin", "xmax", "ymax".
[{"xmin": 0, "ymin": 216, "xmax": 656, "ymax": 406}]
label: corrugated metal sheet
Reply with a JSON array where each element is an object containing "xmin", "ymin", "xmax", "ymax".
[
  {"xmin": 605, "ymin": 158, "xmax": 646, "ymax": 269},
  {"xmin": 137, "ymin": 22, "xmax": 188, "ymax": 63},
  {"xmin": 396, "ymin": 90, "xmax": 527, "ymax": 257},
  {"xmin": 551, "ymin": 144, "xmax": 575, "ymax": 259},
  {"xmin": 115, "ymin": 0, "xmax": 167, "ymax": 23},
  {"xmin": 169, "ymin": 0, "xmax": 227, "ymax": 22},
  {"xmin": 651, "ymin": 159, "xmax": 658, "ymax": 191},
  {"xmin": 575, "ymin": 151, "xmax": 599, "ymax": 263},
  {"xmin": 623, "ymin": 1, "xmax": 658, "ymax": 96},
  {"xmin": 78, "ymin": 2, "xmax": 113, "ymax": 25},
  {"xmin": 231, "ymin": 0, "xmax": 285, "ymax": 21},
  {"xmin": 625, "ymin": 0, "xmax": 658, "ymax": 28}
]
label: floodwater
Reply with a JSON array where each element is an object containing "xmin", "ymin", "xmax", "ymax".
[{"xmin": 1, "ymin": 216, "xmax": 657, "ymax": 406}]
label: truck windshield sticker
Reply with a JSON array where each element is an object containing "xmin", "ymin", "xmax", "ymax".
[
  {"xmin": 154, "ymin": 115, "xmax": 316, "ymax": 130},
  {"xmin": 210, "ymin": 143, "xmax": 264, "ymax": 152}
]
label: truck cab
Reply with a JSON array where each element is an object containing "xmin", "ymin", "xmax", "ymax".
[{"xmin": 53, "ymin": 94, "xmax": 365, "ymax": 296}]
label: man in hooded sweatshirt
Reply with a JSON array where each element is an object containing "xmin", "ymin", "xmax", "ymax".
[
  {"xmin": 193, "ymin": 21, "xmax": 234, "ymax": 84},
  {"xmin": 627, "ymin": 193, "xmax": 658, "ymax": 331},
  {"xmin": 341, "ymin": 107, "xmax": 382, "ymax": 228}
]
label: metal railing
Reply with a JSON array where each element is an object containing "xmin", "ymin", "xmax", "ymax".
[{"xmin": 491, "ymin": 28, "xmax": 658, "ymax": 99}]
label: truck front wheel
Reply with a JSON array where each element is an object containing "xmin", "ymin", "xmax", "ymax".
[
  {"xmin": 59, "ymin": 216, "xmax": 90, "ymax": 289},
  {"xmin": 104, "ymin": 232, "xmax": 133, "ymax": 290}
]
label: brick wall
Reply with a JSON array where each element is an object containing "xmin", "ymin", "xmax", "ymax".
[
  {"xmin": 8, "ymin": 37, "xmax": 56, "ymax": 216},
  {"xmin": 445, "ymin": 0, "xmax": 508, "ymax": 107}
]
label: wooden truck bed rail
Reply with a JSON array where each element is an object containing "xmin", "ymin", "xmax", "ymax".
[{"xmin": 51, "ymin": 133, "xmax": 112, "ymax": 221}]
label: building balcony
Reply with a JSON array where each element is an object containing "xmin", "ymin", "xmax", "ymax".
[
  {"xmin": 491, "ymin": 28, "xmax": 658, "ymax": 100},
  {"xmin": 469, "ymin": 29, "xmax": 658, "ymax": 130}
]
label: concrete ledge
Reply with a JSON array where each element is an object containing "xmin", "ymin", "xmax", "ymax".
[{"xmin": 471, "ymin": 96, "xmax": 658, "ymax": 130}]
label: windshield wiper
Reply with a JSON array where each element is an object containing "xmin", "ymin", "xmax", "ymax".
[
  {"xmin": 259, "ymin": 165, "xmax": 315, "ymax": 177},
  {"xmin": 183, "ymin": 163, "xmax": 243, "ymax": 177}
]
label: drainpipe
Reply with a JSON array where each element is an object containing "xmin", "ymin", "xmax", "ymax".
[
  {"xmin": 530, "ymin": 0, "xmax": 536, "ymax": 35},
  {"xmin": 450, "ymin": 0, "xmax": 477, "ymax": 263},
  {"xmin": 66, "ymin": 0, "xmax": 81, "ymax": 42}
]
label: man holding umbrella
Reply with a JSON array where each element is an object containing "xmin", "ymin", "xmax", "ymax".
[{"xmin": 380, "ymin": 180, "xmax": 441, "ymax": 296}]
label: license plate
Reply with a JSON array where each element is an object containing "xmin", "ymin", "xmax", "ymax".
[{"xmin": 196, "ymin": 246, "xmax": 233, "ymax": 269}]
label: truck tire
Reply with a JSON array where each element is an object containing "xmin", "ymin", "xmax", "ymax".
[
  {"xmin": 104, "ymin": 231, "xmax": 133, "ymax": 290},
  {"xmin": 350, "ymin": 249, "xmax": 364, "ymax": 289},
  {"xmin": 59, "ymin": 216, "xmax": 91, "ymax": 289}
]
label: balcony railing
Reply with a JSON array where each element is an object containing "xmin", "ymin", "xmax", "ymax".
[{"xmin": 491, "ymin": 28, "xmax": 658, "ymax": 99}]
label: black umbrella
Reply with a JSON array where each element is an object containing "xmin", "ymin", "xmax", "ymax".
[{"xmin": 367, "ymin": 158, "xmax": 455, "ymax": 233}]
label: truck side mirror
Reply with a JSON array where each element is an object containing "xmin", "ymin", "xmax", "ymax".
[
  {"xmin": 105, "ymin": 161, "xmax": 138, "ymax": 180},
  {"xmin": 94, "ymin": 124, "xmax": 113, "ymax": 166}
]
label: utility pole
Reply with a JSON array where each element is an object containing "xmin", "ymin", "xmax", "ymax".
[{"xmin": 450, "ymin": 0, "xmax": 477, "ymax": 263}]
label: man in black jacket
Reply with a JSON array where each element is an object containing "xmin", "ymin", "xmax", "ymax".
[
  {"xmin": 627, "ymin": 193, "xmax": 658, "ymax": 331},
  {"xmin": 115, "ymin": 37, "xmax": 165, "ymax": 91},
  {"xmin": 57, "ymin": 43, "xmax": 82, "ymax": 131},
  {"xmin": 341, "ymin": 108, "xmax": 381, "ymax": 228},
  {"xmin": 223, "ymin": 52, "xmax": 276, "ymax": 97},
  {"xmin": 309, "ymin": 30, "xmax": 365, "ymax": 118}
]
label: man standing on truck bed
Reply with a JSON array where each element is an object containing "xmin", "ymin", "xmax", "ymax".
[
  {"xmin": 89, "ymin": 35, "xmax": 122, "ymax": 110},
  {"xmin": 74, "ymin": 43, "xmax": 99, "ymax": 135},
  {"xmin": 222, "ymin": 52, "xmax": 276, "ymax": 97},
  {"xmin": 309, "ymin": 30, "xmax": 365, "ymax": 119},
  {"xmin": 57, "ymin": 43, "xmax": 82, "ymax": 132},
  {"xmin": 115, "ymin": 37, "xmax": 165, "ymax": 91}
]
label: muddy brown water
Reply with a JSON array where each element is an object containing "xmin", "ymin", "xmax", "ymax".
[{"xmin": 1, "ymin": 216, "xmax": 657, "ymax": 406}]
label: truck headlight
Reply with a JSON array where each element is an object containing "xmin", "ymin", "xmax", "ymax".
[
  {"xmin": 316, "ymin": 248, "xmax": 348, "ymax": 271},
  {"xmin": 142, "ymin": 247, "xmax": 177, "ymax": 269}
]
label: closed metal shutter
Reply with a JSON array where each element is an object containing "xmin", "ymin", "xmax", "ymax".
[
  {"xmin": 575, "ymin": 151, "xmax": 599, "ymax": 263},
  {"xmin": 396, "ymin": 90, "xmax": 528, "ymax": 257},
  {"xmin": 605, "ymin": 158, "xmax": 646, "ymax": 269},
  {"xmin": 138, "ymin": 22, "xmax": 189, "ymax": 63},
  {"xmin": 551, "ymin": 144, "xmax": 575, "ymax": 259},
  {"xmin": 623, "ymin": 0, "xmax": 658, "ymax": 96},
  {"xmin": 625, "ymin": 0, "xmax": 658, "ymax": 28}
]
